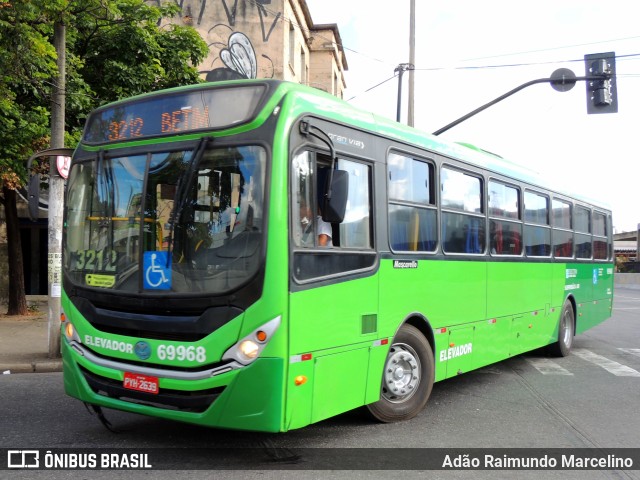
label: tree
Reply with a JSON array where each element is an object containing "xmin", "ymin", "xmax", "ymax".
[
  {"xmin": 0, "ymin": 0, "xmax": 208, "ymax": 314},
  {"xmin": 0, "ymin": 1, "xmax": 57, "ymax": 315}
]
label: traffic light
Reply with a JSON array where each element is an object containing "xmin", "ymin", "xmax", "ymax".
[{"xmin": 584, "ymin": 52, "xmax": 617, "ymax": 114}]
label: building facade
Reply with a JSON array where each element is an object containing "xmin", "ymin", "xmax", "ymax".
[{"xmin": 160, "ymin": 0, "xmax": 348, "ymax": 96}]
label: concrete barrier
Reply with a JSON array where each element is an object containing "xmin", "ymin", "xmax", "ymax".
[{"xmin": 615, "ymin": 273, "xmax": 640, "ymax": 289}]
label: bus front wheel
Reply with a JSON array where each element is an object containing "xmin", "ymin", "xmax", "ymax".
[
  {"xmin": 367, "ymin": 324, "xmax": 434, "ymax": 423},
  {"xmin": 548, "ymin": 300, "xmax": 575, "ymax": 357}
]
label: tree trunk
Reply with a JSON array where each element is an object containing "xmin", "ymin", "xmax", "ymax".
[{"xmin": 3, "ymin": 186, "xmax": 28, "ymax": 315}]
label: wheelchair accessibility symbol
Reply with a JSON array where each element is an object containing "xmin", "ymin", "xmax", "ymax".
[{"xmin": 144, "ymin": 251, "xmax": 171, "ymax": 290}]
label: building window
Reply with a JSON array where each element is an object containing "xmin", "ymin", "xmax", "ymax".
[{"xmin": 289, "ymin": 24, "xmax": 296, "ymax": 69}]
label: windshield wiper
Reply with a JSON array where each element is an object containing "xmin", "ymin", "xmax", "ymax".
[{"xmin": 165, "ymin": 136, "xmax": 212, "ymax": 264}]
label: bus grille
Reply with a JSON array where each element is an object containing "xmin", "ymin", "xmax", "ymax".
[{"xmin": 80, "ymin": 367, "xmax": 225, "ymax": 413}]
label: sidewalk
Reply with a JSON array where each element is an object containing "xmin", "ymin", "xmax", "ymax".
[{"xmin": 0, "ymin": 298, "xmax": 63, "ymax": 375}]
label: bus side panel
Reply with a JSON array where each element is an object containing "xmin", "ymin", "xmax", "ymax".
[
  {"xmin": 487, "ymin": 262, "xmax": 552, "ymax": 318},
  {"xmin": 288, "ymin": 275, "xmax": 379, "ymax": 426},
  {"xmin": 310, "ymin": 348, "xmax": 369, "ymax": 423},
  {"xmin": 378, "ymin": 259, "xmax": 486, "ymax": 383},
  {"xmin": 289, "ymin": 276, "xmax": 379, "ymax": 353},
  {"xmin": 572, "ymin": 262, "xmax": 614, "ymax": 334}
]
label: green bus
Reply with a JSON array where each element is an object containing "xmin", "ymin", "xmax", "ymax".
[{"xmin": 60, "ymin": 80, "xmax": 614, "ymax": 432}]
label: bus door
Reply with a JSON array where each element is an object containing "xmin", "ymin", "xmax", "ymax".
[{"xmin": 288, "ymin": 146, "xmax": 378, "ymax": 427}]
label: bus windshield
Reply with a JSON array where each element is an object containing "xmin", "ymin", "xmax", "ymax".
[{"xmin": 64, "ymin": 143, "xmax": 267, "ymax": 295}]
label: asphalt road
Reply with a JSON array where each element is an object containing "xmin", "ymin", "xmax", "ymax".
[{"xmin": 1, "ymin": 288, "xmax": 639, "ymax": 480}]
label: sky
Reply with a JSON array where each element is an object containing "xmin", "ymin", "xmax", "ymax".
[{"xmin": 306, "ymin": 0, "xmax": 640, "ymax": 233}]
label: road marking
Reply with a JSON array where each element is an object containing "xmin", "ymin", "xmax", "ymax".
[
  {"xmin": 619, "ymin": 348, "xmax": 640, "ymax": 358},
  {"xmin": 572, "ymin": 348, "xmax": 640, "ymax": 377},
  {"xmin": 524, "ymin": 357, "xmax": 573, "ymax": 375}
]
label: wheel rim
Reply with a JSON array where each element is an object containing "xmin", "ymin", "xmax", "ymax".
[
  {"xmin": 561, "ymin": 308, "xmax": 573, "ymax": 347},
  {"xmin": 382, "ymin": 343, "xmax": 421, "ymax": 403}
]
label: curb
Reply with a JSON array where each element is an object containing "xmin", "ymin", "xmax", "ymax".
[{"xmin": 1, "ymin": 360, "xmax": 63, "ymax": 375}]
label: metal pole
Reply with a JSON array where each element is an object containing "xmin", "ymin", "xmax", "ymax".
[
  {"xmin": 432, "ymin": 74, "xmax": 605, "ymax": 136},
  {"xmin": 636, "ymin": 223, "xmax": 640, "ymax": 264},
  {"xmin": 48, "ymin": 21, "xmax": 66, "ymax": 358},
  {"xmin": 407, "ymin": 0, "xmax": 416, "ymax": 127},
  {"xmin": 396, "ymin": 66, "xmax": 404, "ymax": 123}
]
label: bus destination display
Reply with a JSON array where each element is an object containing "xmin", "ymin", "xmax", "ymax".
[{"xmin": 83, "ymin": 84, "xmax": 266, "ymax": 144}]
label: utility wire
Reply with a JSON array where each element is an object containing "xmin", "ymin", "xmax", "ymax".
[
  {"xmin": 346, "ymin": 73, "xmax": 398, "ymax": 101},
  {"xmin": 346, "ymin": 53, "xmax": 640, "ymax": 102},
  {"xmin": 460, "ymin": 35, "xmax": 640, "ymax": 63}
]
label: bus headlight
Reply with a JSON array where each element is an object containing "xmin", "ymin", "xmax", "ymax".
[
  {"xmin": 65, "ymin": 322, "xmax": 75, "ymax": 340},
  {"xmin": 223, "ymin": 316, "xmax": 281, "ymax": 365},
  {"xmin": 238, "ymin": 340, "xmax": 259, "ymax": 360},
  {"xmin": 63, "ymin": 322, "xmax": 81, "ymax": 343}
]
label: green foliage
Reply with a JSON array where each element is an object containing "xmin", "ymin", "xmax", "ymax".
[
  {"xmin": 0, "ymin": 0, "xmax": 57, "ymax": 187},
  {"xmin": 0, "ymin": 0, "xmax": 209, "ymax": 190}
]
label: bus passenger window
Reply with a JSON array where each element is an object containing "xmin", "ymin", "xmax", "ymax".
[
  {"xmin": 387, "ymin": 153, "xmax": 436, "ymax": 252},
  {"xmin": 488, "ymin": 180, "xmax": 522, "ymax": 255},
  {"xmin": 575, "ymin": 206, "xmax": 592, "ymax": 259},
  {"xmin": 552, "ymin": 199, "xmax": 573, "ymax": 258},
  {"xmin": 524, "ymin": 191, "xmax": 551, "ymax": 257},
  {"xmin": 441, "ymin": 166, "xmax": 484, "ymax": 254}
]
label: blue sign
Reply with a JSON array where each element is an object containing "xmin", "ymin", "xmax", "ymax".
[
  {"xmin": 143, "ymin": 251, "xmax": 171, "ymax": 290},
  {"xmin": 593, "ymin": 268, "xmax": 599, "ymax": 285}
]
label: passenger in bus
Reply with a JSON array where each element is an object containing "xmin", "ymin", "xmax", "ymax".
[
  {"xmin": 300, "ymin": 202, "xmax": 333, "ymax": 247},
  {"xmin": 317, "ymin": 213, "xmax": 333, "ymax": 246}
]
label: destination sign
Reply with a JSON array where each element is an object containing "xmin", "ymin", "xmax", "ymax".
[{"xmin": 83, "ymin": 84, "xmax": 267, "ymax": 144}]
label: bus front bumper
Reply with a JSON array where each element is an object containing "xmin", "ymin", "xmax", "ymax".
[{"xmin": 61, "ymin": 337, "xmax": 285, "ymax": 432}]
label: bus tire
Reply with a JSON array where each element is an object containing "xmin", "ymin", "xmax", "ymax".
[
  {"xmin": 548, "ymin": 300, "xmax": 575, "ymax": 357},
  {"xmin": 366, "ymin": 323, "xmax": 434, "ymax": 423}
]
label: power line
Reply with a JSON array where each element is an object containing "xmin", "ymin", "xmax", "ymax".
[
  {"xmin": 460, "ymin": 35, "xmax": 640, "ymax": 63},
  {"xmin": 346, "ymin": 53, "xmax": 640, "ymax": 103},
  {"xmin": 346, "ymin": 73, "xmax": 397, "ymax": 101}
]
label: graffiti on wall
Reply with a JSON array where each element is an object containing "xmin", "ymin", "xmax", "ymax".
[{"xmin": 154, "ymin": 0, "xmax": 282, "ymax": 81}]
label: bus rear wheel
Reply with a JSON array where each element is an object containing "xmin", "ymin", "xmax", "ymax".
[
  {"xmin": 548, "ymin": 300, "xmax": 575, "ymax": 357},
  {"xmin": 366, "ymin": 324, "xmax": 434, "ymax": 423}
]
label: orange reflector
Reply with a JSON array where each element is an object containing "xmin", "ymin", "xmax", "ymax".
[
  {"xmin": 449, "ymin": 343, "xmax": 455, "ymax": 348},
  {"xmin": 440, "ymin": 328, "xmax": 447, "ymax": 333},
  {"xmin": 60, "ymin": 312, "xmax": 66, "ymax": 323},
  {"xmin": 256, "ymin": 330, "xmax": 267, "ymax": 342},
  {"xmin": 294, "ymin": 375, "xmax": 307, "ymax": 386}
]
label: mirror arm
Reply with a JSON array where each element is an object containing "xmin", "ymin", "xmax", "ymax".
[{"xmin": 299, "ymin": 119, "xmax": 338, "ymax": 200}]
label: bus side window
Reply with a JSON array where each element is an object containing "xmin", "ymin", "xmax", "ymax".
[{"xmin": 387, "ymin": 153, "xmax": 436, "ymax": 252}]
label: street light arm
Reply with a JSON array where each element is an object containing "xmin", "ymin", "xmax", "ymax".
[{"xmin": 432, "ymin": 74, "xmax": 606, "ymax": 136}]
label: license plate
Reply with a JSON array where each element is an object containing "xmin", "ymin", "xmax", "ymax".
[{"xmin": 123, "ymin": 372, "xmax": 159, "ymax": 395}]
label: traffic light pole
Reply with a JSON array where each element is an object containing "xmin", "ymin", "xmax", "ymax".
[{"xmin": 432, "ymin": 73, "xmax": 608, "ymax": 136}]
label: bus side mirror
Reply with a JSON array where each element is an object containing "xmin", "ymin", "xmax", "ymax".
[
  {"xmin": 322, "ymin": 169, "xmax": 348, "ymax": 223},
  {"xmin": 27, "ymin": 173, "xmax": 41, "ymax": 221}
]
